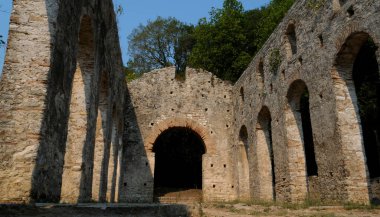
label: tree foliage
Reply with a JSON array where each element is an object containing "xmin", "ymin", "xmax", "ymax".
[
  {"xmin": 127, "ymin": 17, "xmax": 194, "ymax": 75},
  {"xmin": 253, "ymin": 0, "xmax": 295, "ymax": 50},
  {"xmin": 188, "ymin": 0, "xmax": 294, "ymax": 82},
  {"xmin": 125, "ymin": 0, "xmax": 295, "ymax": 82},
  {"xmin": 189, "ymin": 0, "xmax": 249, "ymax": 82}
]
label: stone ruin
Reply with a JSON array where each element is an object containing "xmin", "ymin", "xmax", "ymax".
[{"xmin": 0, "ymin": 0, "xmax": 380, "ymax": 206}]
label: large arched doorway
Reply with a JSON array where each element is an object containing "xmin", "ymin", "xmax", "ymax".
[
  {"xmin": 333, "ymin": 32, "xmax": 380, "ymax": 201},
  {"xmin": 153, "ymin": 127, "xmax": 206, "ymax": 201}
]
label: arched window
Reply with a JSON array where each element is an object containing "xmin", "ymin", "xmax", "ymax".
[{"xmin": 285, "ymin": 23, "xmax": 297, "ymax": 57}]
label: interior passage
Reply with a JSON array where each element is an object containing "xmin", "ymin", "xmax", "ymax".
[
  {"xmin": 300, "ymin": 90, "xmax": 318, "ymax": 176},
  {"xmin": 153, "ymin": 127, "xmax": 206, "ymax": 196}
]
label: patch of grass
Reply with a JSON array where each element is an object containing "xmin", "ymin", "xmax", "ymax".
[{"xmin": 343, "ymin": 202, "xmax": 380, "ymax": 210}]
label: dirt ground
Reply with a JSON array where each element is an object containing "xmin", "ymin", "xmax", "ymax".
[
  {"xmin": 201, "ymin": 202, "xmax": 380, "ymax": 217},
  {"xmin": 1, "ymin": 202, "xmax": 379, "ymax": 217}
]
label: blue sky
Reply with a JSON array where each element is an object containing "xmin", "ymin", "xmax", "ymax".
[{"xmin": 0, "ymin": 0, "xmax": 270, "ymax": 72}]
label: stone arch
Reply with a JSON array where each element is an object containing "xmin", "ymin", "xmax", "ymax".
[
  {"xmin": 332, "ymin": 31, "xmax": 380, "ymax": 202},
  {"xmin": 285, "ymin": 79, "xmax": 318, "ymax": 201},
  {"xmin": 152, "ymin": 127, "xmax": 206, "ymax": 200},
  {"xmin": 237, "ymin": 125, "xmax": 250, "ymax": 200},
  {"xmin": 255, "ymin": 106, "xmax": 276, "ymax": 201},
  {"xmin": 61, "ymin": 15, "xmax": 96, "ymax": 203},
  {"xmin": 145, "ymin": 117, "xmax": 216, "ymax": 155},
  {"xmin": 145, "ymin": 118, "xmax": 214, "ymax": 201}
]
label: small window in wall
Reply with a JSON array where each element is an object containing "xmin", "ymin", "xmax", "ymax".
[
  {"xmin": 339, "ymin": 0, "xmax": 347, "ymax": 6},
  {"xmin": 286, "ymin": 23, "xmax": 297, "ymax": 57},
  {"xmin": 257, "ymin": 60, "xmax": 264, "ymax": 91},
  {"xmin": 240, "ymin": 87, "xmax": 245, "ymax": 102}
]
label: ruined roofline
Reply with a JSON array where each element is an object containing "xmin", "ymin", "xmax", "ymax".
[{"xmin": 127, "ymin": 67, "xmax": 233, "ymax": 86}]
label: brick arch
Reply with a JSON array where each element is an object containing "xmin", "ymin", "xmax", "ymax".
[
  {"xmin": 331, "ymin": 29, "xmax": 379, "ymax": 202},
  {"xmin": 145, "ymin": 118, "xmax": 217, "ymax": 155},
  {"xmin": 333, "ymin": 23, "xmax": 380, "ymax": 54}
]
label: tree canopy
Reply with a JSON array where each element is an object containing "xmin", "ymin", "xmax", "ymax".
[
  {"xmin": 125, "ymin": 0, "xmax": 295, "ymax": 82},
  {"xmin": 189, "ymin": 0, "xmax": 250, "ymax": 82},
  {"xmin": 127, "ymin": 17, "xmax": 194, "ymax": 75}
]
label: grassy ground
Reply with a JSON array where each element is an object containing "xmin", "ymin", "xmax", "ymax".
[{"xmin": 200, "ymin": 200, "xmax": 380, "ymax": 217}]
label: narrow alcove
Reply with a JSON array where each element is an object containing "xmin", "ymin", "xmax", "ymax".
[
  {"xmin": 256, "ymin": 106, "xmax": 276, "ymax": 200},
  {"xmin": 237, "ymin": 125, "xmax": 250, "ymax": 200}
]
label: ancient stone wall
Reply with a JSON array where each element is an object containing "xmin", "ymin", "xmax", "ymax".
[
  {"xmin": 0, "ymin": 0, "xmax": 379, "ymax": 205},
  {"xmin": 122, "ymin": 67, "xmax": 236, "ymax": 202},
  {"xmin": 232, "ymin": 0, "xmax": 380, "ymax": 204},
  {"xmin": 0, "ymin": 0, "xmax": 125, "ymax": 203}
]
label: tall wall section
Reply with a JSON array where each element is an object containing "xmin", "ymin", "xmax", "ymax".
[
  {"xmin": 232, "ymin": 0, "xmax": 380, "ymax": 203},
  {"xmin": 0, "ymin": 0, "xmax": 125, "ymax": 203},
  {"xmin": 122, "ymin": 67, "xmax": 236, "ymax": 202}
]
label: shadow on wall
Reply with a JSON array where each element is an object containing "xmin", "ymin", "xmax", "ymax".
[
  {"xmin": 30, "ymin": 0, "xmax": 126, "ymax": 203},
  {"xmin": 118, "ymin": 87, "xmax": 154, "ymax": 202}
]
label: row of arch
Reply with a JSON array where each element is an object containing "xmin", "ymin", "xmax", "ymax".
[
  {"xmin": 247, "ymin": 0, "xmax": 355, "ymax": 94},
  {"xmin": 236, "ymin": 31, "xmax": 380, "ymax": 202},
  {"xmin": 31, "ymin": 10, "xmax": 124, "ymax": 203}
]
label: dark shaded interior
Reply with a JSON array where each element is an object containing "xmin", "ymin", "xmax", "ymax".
[
  {"xmin": 353, "ymin": 38, "xmax": 380, "ymax": 179},
  {"xmin": 300, "ymin": 90, "xmax": 318, "ymax": 176},
  {"xmin": 153, "ymin": 127, "xmax": 206, "ymax": 196},
  {"xmin": 268, "ymin": 118, "xmax": 276, "ymax": 199}
]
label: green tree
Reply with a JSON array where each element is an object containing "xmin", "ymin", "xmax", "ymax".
[
  {"xmin": 123, "ymin": 65, "xmax": 140, "ymax": 82},
  {"xmin": 189, "ymin": 0, "xmax": 250, "ymax": 82},
  {"xmin": 127, "ymin": 17, "xmax": 194, "ymax": 75},
  {"xmin": 253, "ymin": 0, "xmax": 295, "ymax": 49},
  {"xmin": 189, "ymin": 0, "xmax": 294, "ymax": 82}
]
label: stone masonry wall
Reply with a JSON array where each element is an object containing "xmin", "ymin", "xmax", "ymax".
[
  {"xmin": 232, "ymin": 0, "xmax": 380, "ymax": 203},
  {"xmin": 0, "ymin": 0, "xmax": 125, "ymax": 203},
  {"xmin": 0, "ymin": 0, "xmax": 379, "ymax": 205},
  {"xmin": 122, "ymin": 67, "xmax": 236, "ymax": 202}
]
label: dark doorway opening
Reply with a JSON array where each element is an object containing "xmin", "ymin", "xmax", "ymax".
[
  {"xmin": 300, "ymin": 90, "xmax": 318, "ymax": 177},
  {"xmin": 353, "ymin": 38, "xmax": 380, "ymax": 179},
  {"xmin": 153, "ymin": 127, "xmax": 206, "ymax": 199}
]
